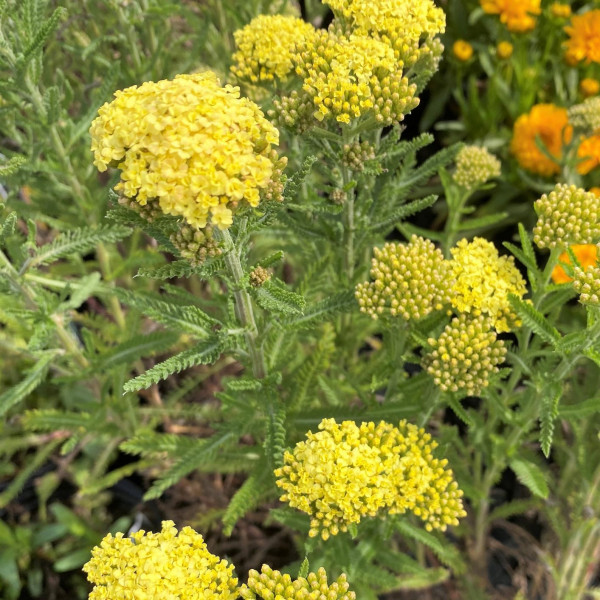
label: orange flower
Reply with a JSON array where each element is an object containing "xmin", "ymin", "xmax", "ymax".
[
  {"xmin": 510, "ymin": 104, "xmax": 573, "ymax": 176},
  {"xmin": 565, "ymin": 10, "xmax": 600, "ymax": 64},
  {"xmin": 480, "ymin": 0, "xmax": 541, "ymax": 32},
  {"xmin": 590, "ymin": 187, "xmax": 600, "ymax": 197},
  {"xmin": 453, "ymin": 40, "xmax": 473, "ymax": 61},
  {"xmin": 552, "ymin": 244, "xmax": 598, "ymax": 283},
  {"xmin": 580, "ymin": 77, "xmax": 600, "ymax": 97},
  {"xmin": 577, "ymin": 133, "xmax": 600, "ymax": 175},
  {"xmin": 497, "ymin": 41, "xmax": 514, "ymax": 59},
  {"xmin": 551, "ymin": 3, "xmax": 571, "ymax": 19}
]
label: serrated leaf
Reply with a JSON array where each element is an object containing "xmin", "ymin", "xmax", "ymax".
[
  {"xmin": 0, "ymin": 212, "xmax": 17, "ymax": 245},
  {"xmin": 457, "ymin": 212, "xmax": 508, "ymax": 232},
  {"xmin": 447, "ymin": 397, "xmax": 474, "ymax": 426},
  {"xmin": 504, "ymin": 241, "xmax": 539, "ymax": 276},
  {"xmin": 510, "ymin": 458, "xmax": 549, "ymax": 499},
  {"xmin": 540, "ymin": 383, "xmax": 561, "ymax": 457},
  {"xmin": 518, "ymin": 223, "xmax": 537, "ymax": 269},
  {"xmin": 255, "ymin": 280, "xmax": 305, "ymax": 316},
  {"xmin": 222, "ymin": 471, "xmax": 273, "ymax": 535},
  {"xmin": 0, "ymin": 155, "xmax": 26, "ymax": 177},
  {"xmin": 18, "ymin": 7, "xmax": 67, "ymax": 66},
  {"xmin": 369, "ymin": 195, "xmax": 438, "ymax": 233},
  {"xmin": 22, "ymin": 409, "xmax": 91, "ymax": 432},
  {"xmin": 559, "ymin": 396, "xmax": 600, "ymax": 418},
  {"xmin": 288, "ymin": 290, "xmax": 356, "ymax": 329},
  {"xmin": 508, "ymin": 294, "xmax": 562, "ymax": 348}
]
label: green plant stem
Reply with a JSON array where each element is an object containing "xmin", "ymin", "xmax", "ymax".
[
  {"xmin": 443, "ymin": 187, "xmax": 470, "ymax": 257},
  {"xmin": 216, "ymin": 227, "xmax": 266, "ymax": 379}
]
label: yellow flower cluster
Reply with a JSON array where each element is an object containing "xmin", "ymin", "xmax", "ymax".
[
  {"xmin": 480, "ymin": 0, "xmax": 541, "ymax": 32},
  {"xmin": 295, "ymin": 29, "xmax": 418, "ymax": 125},
  {"xmin": 533, "ymin": 184, "xmax": 600, "ymax": 249},
  {"xmin": 572, "ymin": 251, "xmax": 600, "ymax": 304},
  {"xmin": 240, "ymin": 564, "xmax": 356, "ymax": 600},
  {"xmin": 231, "ymin": 15, "xmax": 317, "ymax": 83},
  {"xmin": 449, "ymin": 237, "xmax": 527, "ymax": 333},
  {"xmin": 90, "ymin": 72, "xmax": 286, "ymax": 229},
  {"xmin": 569, "ymin": 97, "xmax": 600, "ymax": 132},
  {"xmin": 424, "ymin": 314, "xmax": 507, "ymax": 395},
  {"xmin": 552, "ymin": 244, "xmax": 598, "ymax": 284},
  {"xmin": 274, "ymin": 418, "xmax": 466, "ymax": 539},
  {"xmin": 453, "ymin": 145, "xmax": 501, "ymax": 190},
  {"xmin": 83, "ymin": 520, "xmax": 239, "ymax": 600},
  {"xmin": 510, "ymin": 104, "xmax": 572, "ymax": 176},
  {"xmin": 355, "ymin": 235, "xmax": 452, "ymax": 320},
  {"xmin": 565, "ymin": 10, "xmax": 600, "ymax": 65}
]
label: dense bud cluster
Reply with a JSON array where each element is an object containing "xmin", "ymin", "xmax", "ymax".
[
  {"xmin": 453, "ymin": 145, "xmax": 501, "ymax": 189},
  {"xmin": 423, "ymin": 314, "xmax": 507, "ymax": 395},
  {"xmin": 450, "ymin": 237, "xmax": 526, "ymax": 333},
  {"xmin": 231, "ymin": 15, "xmax": 316, "ymax": 83},
  {"xmin": 275, "ymin": 418, "xmax": 466, "ymax": 539},
  {"xmin": 249, "ymin": 265, "xmax": 271, "ymax": 287},
  {"xmin": 83, "ymin": 521, "xmax": 238, "ymax": 600},
  {"xmin": 240, "ymin": 565, "xmax": 355, "ymax": 600},
  {"xmin": 573, "ymin": 256, "xmax": 600, "ymax": 305},
  {"xmin": 355, "ymin": 235, "xmax": 452, "ymax": 320},
  {"xmin": 90, "ymin": 72, "xmax": 285, "ymax": 229},
  {"xmin": 533, "ymin": 184, "xmax": 600, "ymax": 249},
  {"xmin": 341, "ymin": 140, "xmax": 376, "ymax": 171},
  {"xmin": 269, "ymin": 90, "xmax": 318, "ymax": 134},
  {"xmin": 552, "ymin": 244, "xmax": 598, "ymax": 283},
  {"xmin": 171, "ymin": 224, "xmax": 222, "ymax": 266},
  {"xmin": 569, "ymin": 97, "xmax": 600, "ymax": 132},
  {"xmin": 117, "ymin": 194, "xmax": 162, "ymax": 222}
]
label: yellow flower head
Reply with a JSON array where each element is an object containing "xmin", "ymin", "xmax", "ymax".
[
  {"xmin": 240, "ymin": 565, "xmax": 356, "ymax": 600},
  {"xmin": 572, "ymin": 247, "xmax": 600, "ymax": 304},
  {"xmin": 552, "ymin": 244, "xmax": 598, "ymax": 283},
  {"xmin": 550, "ymin": 3, "xmax": 571, "ymax": 19},
  {"xmin": 90, "ymin": 72, "xmax": 286, "ymax": 229},
  {"xmin": 295, "ymin": 29, "xmax": 418, "ymax": 125},
  {"xmin": 231, "ymin": 15, "xmax": 317, "ymax": 83},
  {"xmin": 577, "ymin": 133, "xmax": 600, "ymax": 174},
  {"xmin": 580, "ymin": 77, "xmax": 600, "ymax": 98},
  {"xmin": 83, "ymin": 520, "xmax": 239, "ymax": 600},
  {"xmin": 450, "ymin": 237, "xmax": 527, "ymax": 332},
  {"xmin": 453, "ymin": 40, "xmax": 473, "ymax": 61},
  {"xmin": 480, "ymin": 0, "xmax": 541, "ymax": 32},
  {"xmin": 274, "ymin": 418, "xmax": 465, "ymax": 539},
  {"xmin": 453, "ymin": 145, "xmax": 501, "ymax": 189},
  {"xmin": 497, "ymin": 41, "xmax": 514, "ymax": 59},
  {"xmin": 355, "ymin": 235, "xmax": 452, "ymax": 320},
  {"xmin": 533, "ymin": 184, "xmax": 600, "ymax": 249},
  {"xmin": 424, "ymin": 314, "xmax": 507, "ymax": 395},
  {"xmin": 510, "ymin": 104, "xmax": 572, "ymax": 176},
  {"xmin": 565, "ymin": 10, "xmax": 600, "ymax": 64}
]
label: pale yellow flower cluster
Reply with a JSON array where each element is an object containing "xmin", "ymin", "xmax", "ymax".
[
  {"xmin": 569, "ymin": 97, "xmax": 600, "ymax": 133},
  {"xmin": 533, "ymin": 184, "xmax": 600, "ymax": 249},
  {"xmin": 231, "ymin": 15, "xmax": 317, "ymax": 83},
  {"xmin": 453, "ymin": 145, "xmax": 501, "ymax": 190},
  {"xmin": 355, "ymin": 235, "xmax": 452, "ymax": 320},
  {"xmin": 572, "ymin": 252, "xmax": 600, "ymax": 305},
  {"xmin": 424, "ymin": 314, "xmax": 507, "ymax": 395},
  {"xmin": 83, "ymin": 520, "xmax": 238, "ymax": 600},
  {"xmin": 450, "ymin": 237, "xmax": 527, "ymax": 333},
  {"xmin": 275, "ymin": 418, "xmax": 466, "ymax": 539},
  {"xmin": 240, "ymin": 564, "xmax": 355, "ymax": 600},
  {"xmin": 90, "ymin": 72, "xmax": 285, "ymax": 229}
]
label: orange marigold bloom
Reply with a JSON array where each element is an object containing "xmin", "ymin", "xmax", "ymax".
[
  {"xmin": 552, "ymin": 244, "xmax": 598, "ymax": 283},
  {"xmin": 510, "ymin": 104, "xmax": 573, "ymax": 176},
  {"xmin": 551, "ymin": 3, "xmax": 571, "ymax": 19},
  {"xmin": 580, "ymin": 78, "xmax": 600, "ymax": 97},
  {"xmin": 480, "ymin": 0, "xmax": 541, "ymax": 32},
  {"xmin": 453, "ymin": 40, "xmax": 473, "ymax": 61},
  {"xmin": 577, "ymin": 133, "xmax": 600, "ymax": 175},
  {"xmin": 497, "ymin": 41, "xmax": 514, "ymax": 59},
  {"xmin": 565, "ymin": 10, "xmax": 600, "ymax": 64},
  {"xmin": 590, "ymin": 187, "xmax": 600, "ymax": 196}
]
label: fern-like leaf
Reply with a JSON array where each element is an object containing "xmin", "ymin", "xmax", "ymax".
[
  {"xmin": 0, "ymin": 155, "xmax": 26, "ymax": 177},
  {"xmin": 0, "ymin": 211, "xmax": 17, "ymax": 245},
  {"xmin": 368, "ymin": 195, "xmax": 437, "ymax": 233},
  {"xmin": 509, "ymin": 457, "xmax": 549, "ymax": 499},
  {"xmin": 540, "ymin": 383, "xmax": 561, "ymax": 458},
  {"xmin": 508, "ymin": 294, "xmax": 562, "ymax": 349},
  {"xmin": 283, "ymin": 155, "xmax": 318, "ymax": 201},
  {"xmin": 254, "ymin": 280, "xmax": 306, "ymax": 316},
  {"xmin": 264, "ymin": 399, "xmax": 287, "ymax": 470},
  {"xmin": 120, "ymin": 432, "xmax": 198, "ymax": 456},
  {"xmin": 22, "ymin": 408, "xmax": 91, "ymax": 432}
]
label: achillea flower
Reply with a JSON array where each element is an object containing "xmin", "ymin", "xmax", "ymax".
[
  {"xmin": 510, "ymin": 104, "xmax": 572, "ymax": 176},
  {"xmin": 83, "ymin": 520, "xmax": 239, "ymax": 600},
  {"xmin": 497, "ymin": 41, "xmax": 514, "ymax": 59},
  {"xmin": 231, "ymin": 16, "xmax": 317, "ymax": 83},
  {"xmin": 552, "ymin": 244, "xmax": 598, "ymax": 283},
  {"xmin": 450, "ymin": 237, "xmax": 527, "ymax": 333},
  {"xmin": 572, "ymin": 251, "xmax": 600, "ymax": 304},
  {"xmin": 341, "ymin": 140, "xmax": 376, "ymax": 172},
  {"xmin": 90, "ymin": 72, "xmax": 286, "ymax": 230},
  {"xmin": 453, "ymin": 145, "xmax": 501, "ymax": 189},
  {"xmin": 274, "ymin": 418, "xmax": 465, "ymax": 539},
  {"xmin": 568, "ymin": 97, "xmax": 600, "ymax": 132},
  {"xmin": 580, "ymin": 77, "xmax": 600, "ymax": 98},
  {"xmin": 355, "ymin": 235, "xmax": 452, "ymax": 321},
  {"xmin": 577, "ymin": 133, "xmax": 600, "ymax": 174},
  {"xmin": 551, "ymin": 3, "xmax": 571, "ymax": 19},
  {"xmin": 295, "ymin": 29, "xmax": 418, "ymax": 125},
  {"xmin": 240, "ymin": 565, "xmax": 355, "ymax": 600},
  {"xmin": 480, "ymin": 0, "xmax": 541, "ymax": 32},
  {"xmin": 423, "ymin": 314, "xmax": 507, "ymax": 395},
  {"xmin": 453, "ymin": 40, "xmax": 473, "ymax": 61},
  {"xmin": 533, "ymin": 184, "xmax": 600, "ymax": 249},
  {"xmin": 564, "ymin": 10, "xmax": 600, "ymax": 65}
]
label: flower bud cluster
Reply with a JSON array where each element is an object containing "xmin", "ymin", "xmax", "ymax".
[
  {"xmin": 341, "ymin": 140, "xmax": 376, "ymax": 171},
  {"xmin": 249, "ymin": 265, "xmax": 271, "ymax": 287},
  {"xmin": 274, "ymin": 418, "xmax": 466, "ymax": 539},
  {"xmin": 90, "ymin": 72, "xmax": 285, "ymax": 230},
  {"xmin": 117, "ymin": 194, "xmax": 162, "ymax": 222},
  {"xmin": 568, "ymin": 97, "xmax": 600, "ymax": 133},
  {"xmin": 270, "ymin": 90, "xmax": 318, "ymax": 134},
  {"xmin": 240, "ymin": 565, "xmax": 355, "ymax": 600},
  {"xmin": 355, "ymin": 235, "xmax": 452, "ymax": 321},
  {"xmin": 171, "ymin": 224, "xmax": 222, "ymax": 266},
  {"xmin": 533, "ymin": 184, "xmax": 600, "ymax": 249},
  {"xmin": 231, "ymin": 15, "xmax": 317, "ymax": 83},
  {"xmin": 453, "ymin": 145, "xmax": 501, "ymax": 190},
  {"xmin": 423, "ymin": 314, "xmax": 507, "ymax": 395},
  {"xmin": 552, "ymin": 244, "xmax": 598, "ymax": 283},
  {"xmin": 449, "ymin": 237, "xmax": 527, "ymax": 333},
  {"xmin": 573, "ymin": 256, "xmax": 600, "ymax": 305},
  {"xmin": 83, "ymin": 520, "xmax": 238, "ymax": 600}
]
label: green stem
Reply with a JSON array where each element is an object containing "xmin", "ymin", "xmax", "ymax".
[{"xmin": 216, "ymin": 227, "xmax": 266, "ymax": 379}]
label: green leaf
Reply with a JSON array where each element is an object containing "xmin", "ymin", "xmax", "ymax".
[
  {"xmin": 53, "ymin": 548, "xmax": 93, "ymax": 573},
  {"xmin": 540, "ymin": 383, "xmax": 561, "ymax": 458},
  {"xmin": 559, "ymin": 396, "xmax": 600, "ymax": 418},
  {"xmin": 518, "ymin": 223, "xmax": 537, "ymax": 269},
  {"xmin": 123, "ymin": 337, "xmax": 224, "ymax": 392},
  {"xmin": 283, "ymin": 155, "xmax": 318, "ymax": 201},
  {"xmin": 396, "ymin": 568, "xmax": 449, "ymax": 590},
  {"xmin": 447, "ymin": 397, "xmax": 474, "ymax": 427},
  {"xmin": 457, "ymin": 212, "xmax": 508, "ymax": 232},
  {"xmin": 368, "ymin": 195, "xmax": 438, "ymax": 233},
  {"xmin": 254, "ymin": 280, "xmax": 305, "ymax": 316},
  {"xmin": 287, "ymin": 290, "xmax": 356, "ymax": 329},
  {"xmin": 0, "ymin": 212, "xmax": 17, "ymax": 245},
  {"xmin": 222, "ymin": 471, "xmax": 273, "ymax": 535},
  {"xmin": 504, "ymin": 241, "xmax": 538, "ymax": 276},
  {"xmin": 509, "ymin": 458, "xmax": 549, "ymax": 499},
  {"xmin": 22, "ymin": 409, "xmax": 91, "ymax": 432},
  {"xmin": 0, "ymin": 155, "xmax": 26, "ymax": 177},
  {"xmin": 18, "ymin": 7, "xmax": 67, "ymax": 66},
  {"xmin": 508, "ymin": 294, "xmax": 562, "ymax": 349},
  {"xmin": 0, "ymin": 551, "xmax": 21, "ymax": 600}
]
